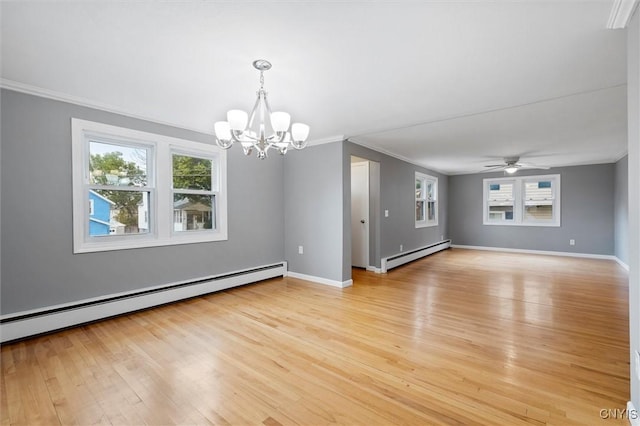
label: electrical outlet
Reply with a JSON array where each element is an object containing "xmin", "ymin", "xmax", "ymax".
[
  {"xmin": 400, "ymin": 244, "xmax": 403, "ymax": 252},
  {"xmin": 635, "ymin": 351, "xmax": 640, "ymax": 381},
  {"xmin": 298, "ymin": 245, "xmax": 304, "ymax": 255},
  {"xmin": 569, "ymin": 239, "xmax": 575, "ymax": 246},
  {"xmin": 385, "ymin": 210, "xmax": 389, "ymax": 217}
]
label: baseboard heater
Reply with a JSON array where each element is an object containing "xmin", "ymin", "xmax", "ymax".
[
  {"xmin": 381, "ymin": 240, "xmax": 451, "ymax": 273},
  {"xmin": 0, "ymin": 262, "xmax": 287, "ymax": 344}
]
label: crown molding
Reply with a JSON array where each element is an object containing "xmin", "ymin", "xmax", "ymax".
[
  {"xmin": 607, "ymin": 0, "xmax": 639, "ymax": 29},
  {"xmin": 346, "ymin": 137, "xmax": 451, "ymax": 176},
  {"xmin": 306, "ymin": 134, "xmax": 345, "ymax": 146},
  {"xmin": 0, "ymin": 78, "xmax": 215, "ymax": 135},
  {"xmin": 1, "ymin": 79, "xmax": 342, "ymax": 149}
]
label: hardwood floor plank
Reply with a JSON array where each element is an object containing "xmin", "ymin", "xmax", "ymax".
[{"xmin": 1, "ymin": 249, "xmax": 630, "ymax": 425}]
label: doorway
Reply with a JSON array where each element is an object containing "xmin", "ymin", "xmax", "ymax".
[{"xmin": 351, "ymin": 157, "xmax": 369, "ymax": 268}]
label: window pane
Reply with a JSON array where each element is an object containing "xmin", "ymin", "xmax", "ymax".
[
  {"xmin": 89, "ymin": 190, "xmax": 150, "ymax": 236},
  {"xmin": 173, "ymin": 193, "xmax": 215, "ymax": 231},
  {"xmin": 488, "ymin": 182, "xmax": 514, "ymax": 221},
  {"xmin": 524, "ymin": 181, "xmax": 553, "ymax": 220},
  {"xmin": 427, "ymin": 201, "xmax": 436, "ymax": 221},
  {"xmin": 173, "ymin": 154, "xmax": 213, "ymax": 191},
  {"xmin": 426, "ymin": 182, "xmax": 434, "ymax": 201},
  {"xmin": 89, "ymin": 141, "xmax": 148, "ymax": 186},
  {"xmin": 489, "ymin": 205, "xmax": 514, "ymax": 221},
  {"xmin": 416, "ymin": 179, "xmax": 423, "ymax": 199},
  {"xmin": 416, "ymin": 200, "xmax": 425, "ymax": 221},
  {"xmin": 525, "ymin": 181, "xmax": 553, "ymax": 201},
  {"xmin": 488, "ymin": 183, "xmax": 513, "ymax": 202},
  {"xmin": 525, "ymin": 204, "xmax": 553, "ymax": 220}
]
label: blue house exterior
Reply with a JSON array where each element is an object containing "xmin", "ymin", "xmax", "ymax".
[{"xmin": 89, "ymin": 190, "xmax": 114, "ymax": 236}]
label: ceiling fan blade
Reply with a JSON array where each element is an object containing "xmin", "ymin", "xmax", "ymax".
[
  {"xmin": 481, "ymin": 166, "xmax": 506, "ymax": 172},
  {"xmin": 484, "ymin": 164, "xmax": 504, "ymax": 168},
  {"xmin": 517, "ymin": 162, "xmax": 550, "ymax": 170}
]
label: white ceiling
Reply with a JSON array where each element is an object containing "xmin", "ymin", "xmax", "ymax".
[{"xmin": 0, "ymin": 1, "xmax": 629, "ymax": 175}]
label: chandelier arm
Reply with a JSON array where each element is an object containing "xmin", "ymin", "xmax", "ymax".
[
  {"xmin": 230, "ymin": 130, "xmax": 260, "ymax": 143},
  {"xmin": 266, "ymin": 132, "xmax": 287, "ymax": 143},
  {"xmin": 246, "ymin": 93, "xmax": 263, "ymax": 130},
  {"xmin": 262, "ymin": 94, "xmax": 274, "ymax": 116},
  {"xmin": 229, "ymin": 131, "xmax": 243, "ymax": 143}
]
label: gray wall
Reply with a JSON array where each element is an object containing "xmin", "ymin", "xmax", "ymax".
[
  {"xmin": 449, "ymin": 164, "xmax": 615, "ymax": 255},
  {"xmin": 627, "ymin": 9, "xmax": 640, "ymax": 414},
  {"xmin": 283, "ymin": 142, "xmax": 345, "ymax": 283},
  {"xmin": 614, "ymin": 155, "xmax": 628, "ymax": 264},
  {"xmin": 0, "ymin": 89, "xmax": 285, "ymax": 314},
  {"xmin": 343, "ymin": 141, "xmax": 449, "ymax": 268}
]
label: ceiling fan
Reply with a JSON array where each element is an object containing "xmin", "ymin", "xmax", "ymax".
[{"xmin": 483, "ymin": 156, "xmax": 550, "ymax": 174}]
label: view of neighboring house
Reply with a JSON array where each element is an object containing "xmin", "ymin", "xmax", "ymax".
[
  {"xmin": 88, "ymin": 190, "xmax": 128, "ymax": 236},
  {"xmin": 88, "ymin": 190, "xmax": 114, "ymax": 236},
  {"xmin": 92, "ymin": 192, "xmax": 212, "ymax": 236},
  {"xmin": 173, "ymin": 198, "xmax": 214, "ymax": 231},
  {"xmin": 109, "ymin": 212, "xmax": 126, "ymax": 235}
]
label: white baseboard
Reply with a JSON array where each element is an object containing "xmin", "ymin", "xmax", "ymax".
[
  {"xmin": 0, "ymin": 262, "xmax": 286, "ymax": 343},
  {"xmin": 628, "ymin": 401, "xmax": 639, "ymax": 426},
  {"xmin": 451, "ymin": 244, "xmax": 620, "ymax": 262},
  {"xmin": 381, "ymin": 239, "xmax": 451, "ymax": 273},
  {"xmin": 616, "ymin": 257, "xmax": 630, "ymax": 271},
  {"xmin": 286, "ymin": 271, "xmax": 353, "ymax": 288},
  {"xmin": 366, "ymin": 266, "xmax": 382, "ymax": 274}
]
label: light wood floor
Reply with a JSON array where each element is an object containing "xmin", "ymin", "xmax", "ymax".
[{"xmin": 1, "ymin": 249, "xmax": 630, "ymax": 425}]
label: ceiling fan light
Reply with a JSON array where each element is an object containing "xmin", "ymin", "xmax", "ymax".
[{"xmin": 505, "ymin": 166, "xmax": 519, "ymax": 174}]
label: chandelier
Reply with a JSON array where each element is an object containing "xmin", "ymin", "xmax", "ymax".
[{"xmin": 214, "ymin": 59, "xmax": 310, "ymax": 159}]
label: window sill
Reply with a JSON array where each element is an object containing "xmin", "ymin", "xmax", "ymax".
[
  {"xmin": 483, "ymin": 221, "xmax": 560, "ymax": 227},
  {"xmin": 74, "ymin": 231, "xmax": 228, "ymax": 253},
  {"xmin": 416, "ymin": 222, "xmax": 438, "ymax": 228}
]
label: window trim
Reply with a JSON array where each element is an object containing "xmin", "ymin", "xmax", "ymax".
[
  {"xmin": 415, "ymin": 171, "xmax": 438, "ymax": 228},
  {"xmin": 170, "ymin": 148, "xmax": 220, "ymax": 235},
  {"xmin": 72, "ymin": 118, "xmax": 228, "ymax": 253},
  {"xmin": 483, "ymin": 174, "xmax": 560, "ymax": 227}
]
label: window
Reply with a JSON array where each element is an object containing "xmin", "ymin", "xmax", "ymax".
[
  {"xmin": 72, "ymin": 119, "xmax": 227, "ymax": 253},
  {"xmin": 88, "ymin": 140, "xmax": 152, "ymax": 237},
  {"xmin": 415, "ymin": 172, "xmax": 438, "ymax": 227},
  {"xmin": 172, "ymin": 153, "xmax": 217, "ymax": 232},
  {"xmin": 483, "ymin": 175, "xmax": 560, "ymax": 227},
  {"xmin": 487, "ymin": 181, "xmax": 515, "ymax": 222}
]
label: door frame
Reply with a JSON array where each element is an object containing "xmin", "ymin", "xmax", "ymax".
[{"xmin": 351, "ymin": 159, "xmax": 370, "ymax": 268}]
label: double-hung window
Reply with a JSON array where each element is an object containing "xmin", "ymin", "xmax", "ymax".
[
  {"xmin": 171, "ymin": 152, "xmax": 218, "ymax": 233},
  {"xmin": 87, "ymin": 139, "xmax": 153, "ymax": 238},
  {"xmin": 483, "ymin": 174, "xmax": 560, "ymax": 227},
  {"xmin": 486, "ymin": 180, "xmax": 515, "ymax": 222},
  {"xmin": 72, "ymin": 119, "xmax": 227, "ymax": 253},
  {"xmin": 415, "ymin": 172, "xmax": 438, "ymax": 227}
]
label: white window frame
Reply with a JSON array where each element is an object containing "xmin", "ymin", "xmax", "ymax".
[
  {"xmin": 170, "ymin": 148, "xmax": 220, "ymax": 235},
  {"xmin": 72, "ymin": 118, "xmax": 228, "ymax": 253},
  {"xmin": 415, "ymin": 172, "xmax": 438, "ymax": 228},
  {"xmin": 484, "ymin": 178, "xmax": 516, "ymax": 225},
  {"xmin": 483, "ymin": 174, "xmax": 560, "ymax": 227}
]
